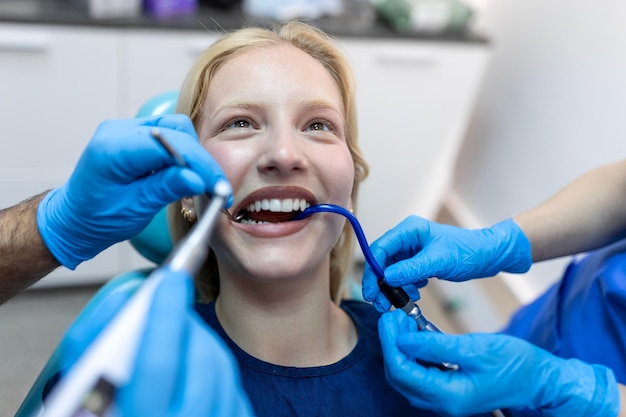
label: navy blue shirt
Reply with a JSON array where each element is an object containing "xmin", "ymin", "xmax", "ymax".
[{"xmin": 195, "ymin": 299, "xmax": 495, "ymax": 417}]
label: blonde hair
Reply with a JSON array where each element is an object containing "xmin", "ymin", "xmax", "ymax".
[{"xmin": 170, "ymin": 21, "xmax": 369, "ymax": 303}]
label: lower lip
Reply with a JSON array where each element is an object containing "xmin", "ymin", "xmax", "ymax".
[{"xmin": 230, "ymin": 217, "xmax": 312, "ymax": 238}]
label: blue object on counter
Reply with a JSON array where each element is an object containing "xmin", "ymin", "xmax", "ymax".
[{"xmin": 143, "ymin": 0, "xmax": 198, "ymax": 17}]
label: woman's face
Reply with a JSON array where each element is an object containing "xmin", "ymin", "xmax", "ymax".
[{"xmin": 196, "ymin": 44, "xmax": 355, "ymax": 284}]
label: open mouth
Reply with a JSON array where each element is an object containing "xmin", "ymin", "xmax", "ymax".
[{"xmin": 231, "ymin": 198, "xmax": 311, "ymax": 224}]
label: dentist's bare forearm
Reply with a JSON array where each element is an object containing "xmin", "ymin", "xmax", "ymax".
[
  {"xmin": 0, "ymin": 192, "xmax": 60, "ymax": 304},
  {"xmin": 514, "ymin": 159, "xmax": 626, "ymax": 262},
  {"xmin": 618, "ymin": 384, "xmax": 626, "ymax": 417}
]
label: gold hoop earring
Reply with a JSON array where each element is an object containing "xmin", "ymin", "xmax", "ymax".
[{"xmin": 181, "ymin": 206, "xmax": 194, "ymax": 222}]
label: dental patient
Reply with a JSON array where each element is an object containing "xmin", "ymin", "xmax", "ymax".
[{"xmin": 169, "ymin": 21, "xmax": 494, "ymax": 417}]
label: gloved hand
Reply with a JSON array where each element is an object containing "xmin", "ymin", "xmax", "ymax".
[
  {"xmin": 58, "ymin": 268, "xmax": 255, "ymax": 417},
  {"xmin": 37, "ymin": 115, "xmax": 231, "ymax": 269},
  {"xmin": 379, "ymin": 310, "xmax": 620, "ymax": 416},
  {"xmin": 363, "ymin": 216, "xmax": 532, "ymax": 312}
]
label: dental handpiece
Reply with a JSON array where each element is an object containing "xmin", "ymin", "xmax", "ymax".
[{"xmin": 40, "ymin": 131, "xmax": 231, "ymax": 417}]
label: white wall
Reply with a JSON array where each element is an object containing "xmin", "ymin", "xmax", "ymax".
[{"xmin": 448, "ymin": 0, "xmax": 626, "ymax": 302}]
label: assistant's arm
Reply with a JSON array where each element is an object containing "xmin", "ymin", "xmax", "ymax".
[
  {"xmin": 363, "ymin": 159, "xmax": 626, "ymax": 310},
  {"xmin": 0, "ymin": 193, "xmax": 60, "ymax": 304},
  {"xmin": 516, "ymin": 159, "xmax": 626, "ymax": 262}
]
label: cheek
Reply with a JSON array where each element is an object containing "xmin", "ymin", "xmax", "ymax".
[
  {"xmin": 325, "ymin": 148, "xmax": 355, "ymax": 204},
  {"xmin": 204, "ymin": 143, "xmax": 250, "ymax": 186}
]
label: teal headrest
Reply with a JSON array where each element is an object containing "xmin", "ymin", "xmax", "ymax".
[
  {"xmin": 135, "ymin": 91, "xmax": 179, "ymax": 118},
  {"xmin": 129, "ymin": 91, "xmax": 179, "ymax": 264}
]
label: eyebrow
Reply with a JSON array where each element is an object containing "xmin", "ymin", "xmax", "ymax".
[
  {"xmin": 300, "ymin": 99, "xmax": 342, "ymax": 114},
  {"xmin": 217, "ymin": 101, "xmax": 262, "ymax": 111},
  {"xmin": 219, "ymin": 99, "xmax": 339, "ymax": 111},
  {"xmin": 212, "ymin": 99, "xmax": 342, "ymax": 118},
  {"xmin": 207, "ymin": 101, "xmax": 262, "ymax": 126}
]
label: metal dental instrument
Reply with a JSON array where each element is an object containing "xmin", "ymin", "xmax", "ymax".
[
  {"xmin": 151, "ymin": 127, "xmax": 188, "ymax": 167},
  {"xmin": 41, "ymin": 132, "xmax": 231, "ymax": 417},
  {"xmin": 295, "ymin": 204, "xmax": 507, "ymax": 417},
  {"xmin": 152, "ymin": 127, "xmax": 235, "ymax": 221}
]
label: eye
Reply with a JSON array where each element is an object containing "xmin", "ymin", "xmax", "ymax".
[
  {"xmin": 228, "ymin": 119, "xmax": 252, "ymax": 129},
  {"xmin": 306, "ymin": 121, "xmax": 330, "ymax": 132}
]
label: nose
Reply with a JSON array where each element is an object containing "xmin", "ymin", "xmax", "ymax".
[{"xmin": 257, "ymin": 126, "xmax": 308, "ymax": 175}]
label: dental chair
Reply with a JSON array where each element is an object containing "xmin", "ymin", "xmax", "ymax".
[{"xmin": 14, "ymin": 92, "xmax": 178, "ymax": 417}]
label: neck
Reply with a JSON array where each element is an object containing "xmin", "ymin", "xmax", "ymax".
[{"xmin": 214, "ymin": 267, "xmax": 357, "ymax": 367}]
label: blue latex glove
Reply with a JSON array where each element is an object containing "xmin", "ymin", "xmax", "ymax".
[
  {"xmin": 379, "ymin": 310, "xmax": 620, "ymax": 416},
  {"xmin": 37, "ymin": 115, "xmax": 231, "ymax": 269},
  {"xmin": 59, "ymin": 269, "xmax": 255, "ymax": 416},
  {"xmin": 363, "ymin": 216, "xmax": 532, "ymax": 312}
]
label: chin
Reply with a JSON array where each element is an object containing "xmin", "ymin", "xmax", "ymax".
[{"xmin": 238, "ymin": 251, "xmax": 328, "ymax": 282}]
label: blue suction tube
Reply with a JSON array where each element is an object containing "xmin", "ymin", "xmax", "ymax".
[
  {"xmin": 295, "ymin": 204, "xmax": 417, "ymax": 311},
  {"xmin": 295, "ymin": 204, "xmax": 384, "ymax": 277}
]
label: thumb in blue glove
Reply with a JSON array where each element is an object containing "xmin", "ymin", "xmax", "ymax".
[
  {"xmin": 57, "ymin": 269, "xmax": 254, "ymax": 417},
  {"xmin": 363, "ymin": 216, "xmax": 532, "ymax": 312},
  {"xmin": 37, "ymin": 115, "xmax": 232, "ymax": 269},
  {"xmin": 378, "ymin": 310, "xmax": 619, "ymax": 416}
]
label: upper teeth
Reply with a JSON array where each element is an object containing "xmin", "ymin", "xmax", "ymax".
[{"xmin": 246, "ymin": 198, "xmax": 310, "ymax": 213}]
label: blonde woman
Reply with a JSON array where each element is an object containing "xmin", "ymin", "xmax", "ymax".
[{"xmin": 169, "ymin": 21, "xmax": 492, "ymax": 417}]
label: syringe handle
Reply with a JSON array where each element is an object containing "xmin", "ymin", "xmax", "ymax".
[{"xmin": 378, "ymin": 281, "xmax": 411, "ymax": 311}]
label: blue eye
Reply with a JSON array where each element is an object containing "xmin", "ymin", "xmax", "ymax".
[{"xmin": 229, "ymin": 119, "xmax": 252, "ymax": 129}]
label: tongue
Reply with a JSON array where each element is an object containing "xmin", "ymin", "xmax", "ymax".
[{"xmin": 248, "ymin": 211, "xmax": 296, "ymax": 223}]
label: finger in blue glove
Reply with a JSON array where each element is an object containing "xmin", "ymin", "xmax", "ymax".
[
  {"xmin": 117, "ymin": 270, "xmax": 255, "ymax": 417},
  {"xmin": 362, "ymin": 265, "xmax": 425, "ymax": 313},
  {"xmin": 363, "ymin": 216, "xmax": 531, "ymax": 310},
  {"xmin": 59, "ymin": 269, "xmax": 254, "ymax": 417},
  {"xmin": 37, "ymin": 115, "xmax": 232, "ymax": 269},
  {"xmin": 378, "ymin": 310, "xmax": 619, "ymax": 417}
]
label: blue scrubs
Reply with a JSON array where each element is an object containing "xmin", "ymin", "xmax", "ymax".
[{"xmin": 503, "ymin": 238, "xmax": 626, "ymax": 383}]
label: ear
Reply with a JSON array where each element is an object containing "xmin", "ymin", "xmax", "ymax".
[{"xmin": 181, "ymin": 196, "xmax": 197, "ymax": 222}]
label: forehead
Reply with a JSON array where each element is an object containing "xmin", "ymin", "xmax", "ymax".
[{"xmin": 207, "ymin": 44, "xmax": 343, "ymax": 109}]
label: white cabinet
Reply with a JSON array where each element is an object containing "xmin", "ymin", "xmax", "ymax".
[
  {"xmin": 340, "ymin": 40, "xmax": 495, "ymax": 332},
  {"xmin": 0, "ymin": 24, "xmax": 121, "ymax": 195},
  {"xmin": 340, "ymin": 39, "xmax": 490, "ymax": 243},
  {"xmin": 0, "ymin": 23, "xmax": 126, "ymax": 286},
  {"xmin": 1, "ymin": 22, "xmax": 489, "ymax": 286},
  {"xmin": 121, "ymin": 30, "xmax": 219, "ymax": 117}
]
